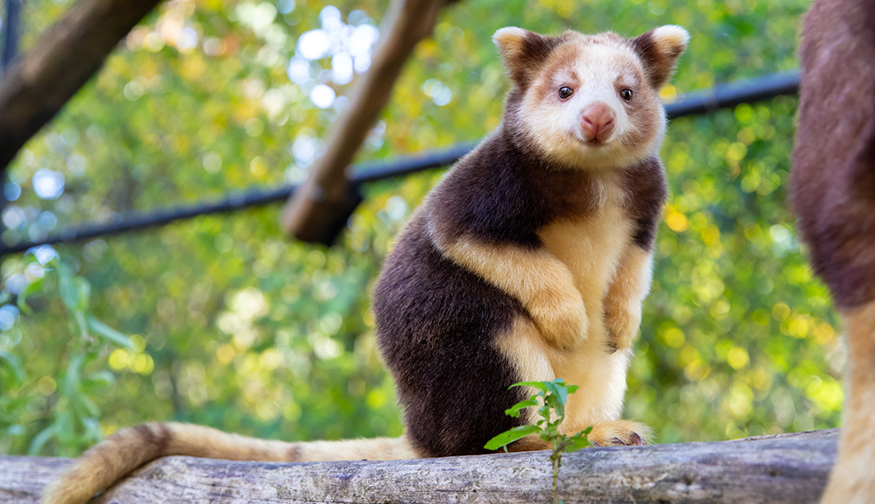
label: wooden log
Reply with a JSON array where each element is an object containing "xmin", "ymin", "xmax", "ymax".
[
  {"xmin": 0, "ymin": 0, "xmax": 163, "ymax": 170},
  {"xmin": 1, "ymin": 429, "xmax": 838, "ymax": 504},
  {"xmin": 280, "ymin": 0, "xmax": 456, "ymax": 245}
]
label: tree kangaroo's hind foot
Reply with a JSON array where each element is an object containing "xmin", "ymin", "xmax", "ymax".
[{"xmin": 587, "ymin": 420, "xmax": 651, "ymax": 447}]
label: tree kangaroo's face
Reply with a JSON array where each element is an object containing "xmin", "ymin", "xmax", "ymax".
[{"xmin": 494, "ymin": 25, "xmax": 689, "ymax": 170}]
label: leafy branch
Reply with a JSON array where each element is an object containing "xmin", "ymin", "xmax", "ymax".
[
  {"xmin": 485, "ymin": 378, "xmax": 591, "ymax": 504},
  {"xmin": 0, "ymin": 251, "xmax": 134, "ymax": 456}
]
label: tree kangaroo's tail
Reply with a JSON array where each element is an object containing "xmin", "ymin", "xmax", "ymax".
[{"xmin": 40, "ymin": 422, "xmax": 418, "ymax": 504}]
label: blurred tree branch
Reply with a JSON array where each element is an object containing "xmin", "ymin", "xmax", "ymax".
[
  {"xmin": 0, "ymin": 0, "xmax": 163, "ymax": 171},
  {"xmin": 281, "ymin": 0, "xmax": 458, "ymax": 245}
]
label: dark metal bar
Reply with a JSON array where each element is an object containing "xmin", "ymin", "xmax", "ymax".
[
  {"xmin": 1, "ymin": 0, "xmax": 20, "ymax": 73},
  {"xmin": 665, "ymin": 70, "xmax": 799, "ymax": 119},
  {"xmin": 0, "ymin": 185, "xmax": 297, "ymax": 255},
  {"xmin": 352, "ymin": 141, "xmax": 478, "ymax": 183},
  {"xmin": 0, "ymin": 0, "xmax": 19, "ymax": 254},
  {"xmin": 0, "ymin": 70, "xmax": 802, "ymax": 256}
]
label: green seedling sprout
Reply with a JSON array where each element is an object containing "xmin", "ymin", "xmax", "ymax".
[{"xmin": 485, "ymin": 378, "xmax": 592, "ymax": 504}]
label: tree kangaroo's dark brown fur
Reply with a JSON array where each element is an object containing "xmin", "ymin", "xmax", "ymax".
[{"xmin": 791, "ymin": 0, "xmax": 875, "ymax": 502}]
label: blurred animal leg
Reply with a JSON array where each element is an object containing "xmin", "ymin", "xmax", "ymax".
[{"xmin": 821, "ymin": 302, "xmax": 875, "ymax": 503}]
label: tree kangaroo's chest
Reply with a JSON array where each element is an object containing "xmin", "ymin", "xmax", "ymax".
[
  {"xmin": 537, "ymin": 189, "xmax": 632, "ymax": 315},
  {"xmin": 535, "ymin": 190, "xmax": 634, "ymax": 425}
]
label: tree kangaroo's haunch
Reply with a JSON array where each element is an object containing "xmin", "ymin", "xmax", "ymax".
[{"xmin": 41, "ymin": 25, "xmax": 688, "ymax": 504}]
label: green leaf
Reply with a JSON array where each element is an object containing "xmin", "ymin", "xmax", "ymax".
[
  {"xmin": 56, "ymin": 411, "xmax": 75, "ymax": 445},
  {"xmin": 57, "ymin": 262, "xmax": 79, "ymax": 311},
  {"xmin": 543, "ymin": 421, "xmax": 561, "ymax": 436},
  {"xmin": 75, "ymin": 277, "xmax": 91, "ymax": 312},
  {"xmin": 566, "ymin": 434, "xmax": 591, "ymax": 453},
  {"xmin": 74, "ymin": 311, "xmax": 89, "ymax": 340},
  {"xmin": 16, "ymin": 277, "xmax": 45, "ymax": 316},
  {"xmin": 16, "ymin": 294, "xmax": 30, "ymax": 315},
  {"xmin": 64, "ymin": 354, "xmax": 84, "ymax": 399},
  {"xmin": 28, "ymin": 423, "xmax": 60, "ymax": 456},
  {"xmin": 505, "ymin": 398, "xmax": 538, "ymax": 418},
  {"xmin": 87, "ymin": 316, "xmax": 134, "ymax": 349},
  {"xmin": 543, "ymin": 380, "xmax": 569, "ymax": 406},
  {"xmin": 78, "ymin": 394, "xmax": 100, "ymax": 418},
  {"xmin": 554, "ymin": 401, "xmax": 567, "ymax": 420},
  {"xmin": 82, "ymin": 417, "xmax": 102, "ymax": 443},
  {"xmin": 85, "ymin": 370, "xmax": 116, "ymax": 388},
  {"xmin": 0, "ymin": 350, "xmax": 26, "ymax": 385},
  {"xmin": 484, "ymin": 424, "xmax": 540, "ymax": 451},
  {"xmin": 509, "ymin": 381, "xmax": 549, "ymax": 393}
]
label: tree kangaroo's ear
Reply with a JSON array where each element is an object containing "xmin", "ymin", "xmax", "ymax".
[
  {"xmin": 493, "ymin": 27, "xmax": 563, "ymax": 88},
  {"xmin": 631, "ymin": 25, "xmax": 689, "ymax": 89}
]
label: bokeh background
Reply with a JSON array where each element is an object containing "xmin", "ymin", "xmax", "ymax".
[{"xmin": 0, "ymin": 0, "xmax": 839, "ymax": 458}]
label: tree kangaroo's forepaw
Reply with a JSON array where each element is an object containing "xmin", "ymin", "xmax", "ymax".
[
  {"xmin": 532, "ymin": 294, "xmax": 588, "ymax": 351},
  {"xmin": 604, "ymin": 303, "xmax": 642, "ymax": 352},
  {"xmin": 588, "ymin": 420, "xmax": 651, "ymax": 447}
]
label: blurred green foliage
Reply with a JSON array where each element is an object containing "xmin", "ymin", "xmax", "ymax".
[
  {"xmin": 0, "ymin": 0, "xmax": 837, "ymax": 457},
  {"xmin": 0, "ymin": 250, "xmax": 135, "ymax": 456}
]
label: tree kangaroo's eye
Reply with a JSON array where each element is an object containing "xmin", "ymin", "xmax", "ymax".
[
  {"xmin": 620, "ymin": 89, "xmax": 633, "ymax": 102},
  {"xmin": 558, "ymin": 87, "xmax": 574, "ymax": 100}
]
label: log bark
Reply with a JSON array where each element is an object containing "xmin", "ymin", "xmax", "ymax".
[
  {"xmin": 280, "ymin": 0, "xmax": 455, "ymax": 245},
  {"xmin": 0, "ymin": 429, "xmax": 838, "ymax": 504},
  {"xmin": 0, "ymin": 0, "xmax": 163, "ymax": 170}
]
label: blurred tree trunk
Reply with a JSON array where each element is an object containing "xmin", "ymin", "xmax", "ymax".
[
  {"xmin": 281, "ymin": 0, "xmax": 458, "ymax": 245},
  {"xmin": 0, "ymin": 0, "xmax": 163, "ymax": 171}
]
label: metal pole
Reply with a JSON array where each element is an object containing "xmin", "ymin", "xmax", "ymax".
[
  {"xmin": 0, "ymin": 0, "xmax": 20, "ymax": 259},
  {"xmin": 0, "ymin": 70, "xmax": 802, "ymax": 256},
  {"xmin": 1, "ymin": 0, "xmax": 20, "ymax": 74}
]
